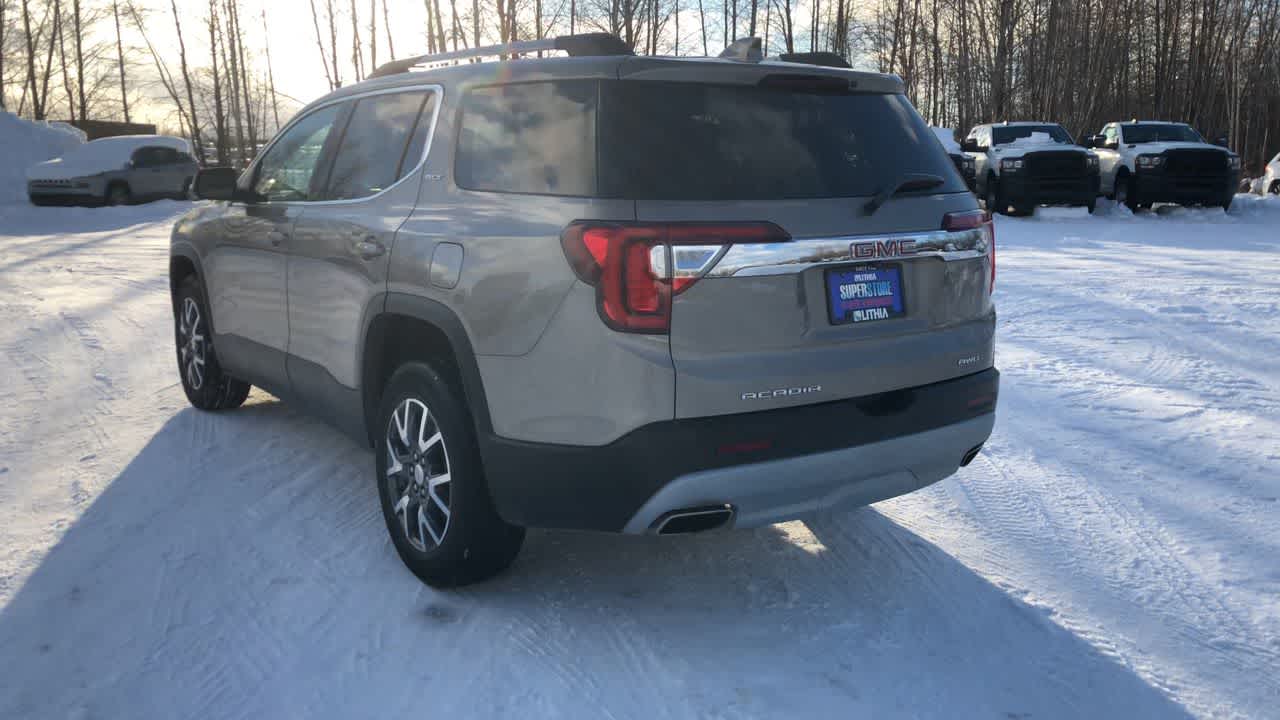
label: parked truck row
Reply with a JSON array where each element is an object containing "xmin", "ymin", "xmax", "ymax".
[{"xmin": 949, "ymin": 120, "xmax": 1244, "ymax": 215}]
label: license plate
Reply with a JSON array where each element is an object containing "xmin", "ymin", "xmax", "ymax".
[{"xmin": 826, "ymin": 265, "xmax": 906, "ymax": 325}]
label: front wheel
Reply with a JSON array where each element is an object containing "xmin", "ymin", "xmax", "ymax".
[
  {"xmin": 1269, "ymin": 181, "xmax": 1279, "ymax": 196},
  {"xmin": 375, "ymin": 363, "xmax": 524, "ymax": 588},
  {"xmin": 1115, "ymin": 173, "xmax": 1139, "ymax": 212},
  {"xmin": 173, "ymin": 276, "xmax": 251, "ymax": 410},
  {"xmin": 1086, "ymin": 196, "xmax": 1098, "ymax": 214},
  {"xmin": 105, "ymin": 182, "xmax": 131, "ymax": 206},
  {"xmin": 984, "ymin": 177, "xmax": 1007, "ymax": 215}
]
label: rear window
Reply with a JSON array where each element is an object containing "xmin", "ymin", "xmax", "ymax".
[
  {"xmin": 1123, "ymin": 124, "xmax": 1203, "ymax": 144},
  {"xmin": 455, "ymin": 81, "xmax": 597, "ymax": 196},
  {"xmin": 454, "ymin": 79, "xmax": 961, "ymax": 200},
  {"xmin": 599, "ymin": 81, "xmax": 962, "ymax": 200},
  {"xmin": 323, "ymin": 91, "xmax": 434, "ymax": 200}
]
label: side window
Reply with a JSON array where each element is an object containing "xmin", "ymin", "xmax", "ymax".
[
  {"xmin": 252, "ymin": 103, "xmax": 344, "ymax": 202},
  {"xmin": 456, "ymin": 80, "xmax": 597, "ymax": 196},
  {"xmin": 132, "ymin": 147, "xmax": 172, "ymax": 168},
  {"xmin": 1105, "ymin": 126, "xmax": 1119, "ymax": 144},
  {"xmin": 322, "ymin": 91, "xmax": 434, "ymax": 201}
]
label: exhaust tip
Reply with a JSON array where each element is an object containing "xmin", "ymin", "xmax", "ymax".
[
  {"xmin": 960, "ymin": 443, "xmax": 984, "ymax": 467},
  {"xmin": 651, "ymin": 505, "xmax": 735, "ymax": 535}
]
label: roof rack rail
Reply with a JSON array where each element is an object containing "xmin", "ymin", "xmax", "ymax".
[
  {"xmin": 368, "ymin": 32, "xmax": 633, "ymax": 78},
  {"xmin": 775, "ymin": 51, "xmax": 851, "ymax": 69}
]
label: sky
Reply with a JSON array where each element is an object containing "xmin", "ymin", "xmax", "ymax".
[{"xmin": 132, "ymin": 0, "xmax": 824, "ymax": 129}]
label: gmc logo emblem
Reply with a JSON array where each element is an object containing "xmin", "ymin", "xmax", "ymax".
[{"xmin": 852, "ymin": 239, "xmax": 917, "ymax": 259}]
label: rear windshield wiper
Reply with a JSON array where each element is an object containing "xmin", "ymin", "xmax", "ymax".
[{"xmin": 864, "ymin": 173, "xmax": 946, "ymax": 215}]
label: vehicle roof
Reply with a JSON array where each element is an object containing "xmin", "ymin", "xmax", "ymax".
[
  {"xmin": 973, "ymin": 121, "xmax": 1066, "ymax": 129},
  {"xmin": 1111, "ymin": 120, "xmax": 1192, "ymax": 126},
  {"xmin": 294, "ymin": 53, "xmax": 905, "ymax": 116},
  {"xmin": 82, "ymin": 135, "xmax": 192, "ymax": 152}
]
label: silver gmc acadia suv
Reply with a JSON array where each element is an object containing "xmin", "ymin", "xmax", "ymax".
[{"xmin": 170, "ymin": 34, "xmax": 999, "ymax": 587}]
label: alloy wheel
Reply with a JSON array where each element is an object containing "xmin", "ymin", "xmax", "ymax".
[
  {"xmin": 385, "ymin": 398, "xmax": 452, "ymax": 552},
  {"xmin": 177, "ymin": 297, "xmax": 206, "ymax": 390}
]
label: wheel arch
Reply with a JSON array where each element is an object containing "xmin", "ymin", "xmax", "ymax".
[{"xmin": 361, "ymin": 294, "xmax": 492, "ymax": 450}]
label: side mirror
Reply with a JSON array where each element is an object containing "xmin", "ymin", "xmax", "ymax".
[
  {"xmin": 193, "ymin": 167, "xmax": 242, "ymax": 201},
  {"xmin": 1104, "ymin": 139, "xmax": 1120, "ymax": 150},
  {"xmin": 960, "ymin": 138, "xmax": 982, "ymax": 153},
  {"xmin": 1213, "ymin": 136, "xmax": 1229, "ymax": 148}
]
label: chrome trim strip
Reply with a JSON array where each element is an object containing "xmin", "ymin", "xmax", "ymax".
[{"xmin": 706, "ymin": 227, "xmax": 990, "ymax": 277}]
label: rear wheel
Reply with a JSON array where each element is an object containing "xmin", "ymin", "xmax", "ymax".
[
  {"xmin": 375, "ymin": 362, "xmax": 524, "ymax": 588},
  {"xmin": 173, "ymin": 276, "xmax": 251, "ymax": 410},
  {"xmin": 105, "ymin": 182, "xmax": 131, "ymax": 206}
]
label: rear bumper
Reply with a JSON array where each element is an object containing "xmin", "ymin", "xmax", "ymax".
[
  {"xmin": 1132, "ymin": 171, "xmax": 1237, "ymax": 203},
  {"xmin": 1002, "ymin": 173, "xmax": 1099, "ymax": 206},
  {"xmin": 481, "ymin": 368, "xmax": 999, "ymax": 532}
]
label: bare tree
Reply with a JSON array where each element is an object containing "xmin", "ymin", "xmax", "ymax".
[
  {"xmin": 169, "ymin": 0, "xmax": 204, "ymax": 155},
  {"xmin": 309, "ymin": 0, "xmax": 336, "ymax": 89},
  {"xmin": 262, "ymin": 7, "xmax": 279, "ymax": 129}
]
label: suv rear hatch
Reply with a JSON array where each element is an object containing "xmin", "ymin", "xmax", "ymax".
[{"xmin": 603, "ymin": 60, "xmax": 994, "ymax": 419}]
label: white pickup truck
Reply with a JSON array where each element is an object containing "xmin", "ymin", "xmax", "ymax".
[
  {"xmin": 962, "ymin": 122, "xmax": 1099, "ymax": 216},
  {"xmin": 1085, "ymin": 121, "xmax": 1240, "ymax": 211},
  {"xmin": 1263, "ymin": 152, "xmax": 1279, "ymax": 195}
]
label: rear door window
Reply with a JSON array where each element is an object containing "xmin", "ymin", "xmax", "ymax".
[
  {"xmin": 322, "ymin": 90, "xmax": 435, "ymax": 200},
  {"xmin": 598, "ymin": 81, "xmax": 962, "ymax": 200},
  {"xmin": 455, "ymin": 80, "xmax": 598, "ymax": 196}
]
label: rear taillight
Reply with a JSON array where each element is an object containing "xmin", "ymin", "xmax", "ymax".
[
  {"xmin": 943, "ymin": 210, "xmax": 996, "ymax": 294},
  {"xmin": 561, "ymin": 221, "xmax": 790, "ymax": 333}
]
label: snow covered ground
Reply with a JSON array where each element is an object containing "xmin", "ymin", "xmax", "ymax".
[{"xmin": 1, "ymin": 197, "xmax": 1278, "ymax": 719}]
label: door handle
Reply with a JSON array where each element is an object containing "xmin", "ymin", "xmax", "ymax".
[
  {"xmin": 354, "ymin": 238, "xmax": 386, "ymax": 260},
  {"xmin": 267, "ymin": 230, "xmax": 288, "ymax": 246}
]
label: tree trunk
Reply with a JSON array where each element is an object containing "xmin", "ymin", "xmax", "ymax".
[
  {"xmin": 113, "ymin": 0, "xmax": 129, "ymax": 121},
  {"xmin": 169, "ymin": 0, "xmax": 205, "ymax": 158},
  {"xmin": 382, "ymin": 0, "xmax": 394, "ymax": 58},
  {"xmin": 309, "ymin": 0, "xmax": 335, "ymax": 89},
  {"xmin": 208, "ymin": 1, "xmax": 228, "ymax": 166},
  {"xmin": 262, "ymin": 7, "xmax": 280, "ymax": 130},
  {"xmin": 350, "ymin": 0, "xmax": 364, "ymax": 81}
]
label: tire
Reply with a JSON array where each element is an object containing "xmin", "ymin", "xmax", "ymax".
[
  {"xmin": 1086, "ymin": 196, "xmax": 1098, "ymax": 214},
  {"xmin": 375, "ymin": 362, "xmax": 524, "ymax": 588},
  {"xmin": 1269, "ymin": 181, "xmax": 1279, "ymax": 196},
  {"xmin": 105, "ymin": 182, "xmax": 131, "ymax": 206},
  {"xmin": 1115, "ymin": 172, "xmax": 1139, "ymax": 212},
  {"xmin": 180, "ymin": 177, "xmax": 193, "ymax": 199},
  {"xmin": 1220, "ymin": 194, "xmax": 1233, "ymax": 212},
  {"xmin": 984, "ymin": 176, "xmax": 1007, "ymax": 215},
  {"xmin": 173, "ymin": 276, "xmax": 251, "ymax": 411}
]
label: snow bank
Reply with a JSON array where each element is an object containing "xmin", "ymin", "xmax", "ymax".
[
  {"xmin": 932, "ymin": 127, "xmax": 961, "ymax": 153},
  {"xmin": 0, "ymin": 112, "xmax": 86, "ymax": 205},
  {"xmin": 1006, "ymin": 131, "xmax": 1061, "ymax": 148}
]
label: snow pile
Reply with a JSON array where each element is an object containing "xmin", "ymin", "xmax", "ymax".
[
  {"xmin": 931, "ymin": 127, "xmax": 962, "ymax": 153},
  {"xmin": 0, "ymin": 112, "xmax": 86, "ymax": 204},
  {"xmin": 1006, "ymin": 131, "xmax": 1062, "ymax": 147}
]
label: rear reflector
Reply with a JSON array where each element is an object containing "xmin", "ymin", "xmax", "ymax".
[
  {"xmin": 942, "ymin": 210, "xmax": 995, "ymax": 294},
  {"xmin": 562, "ymin": 221, "xmax": 790, "ymax": 333}
]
